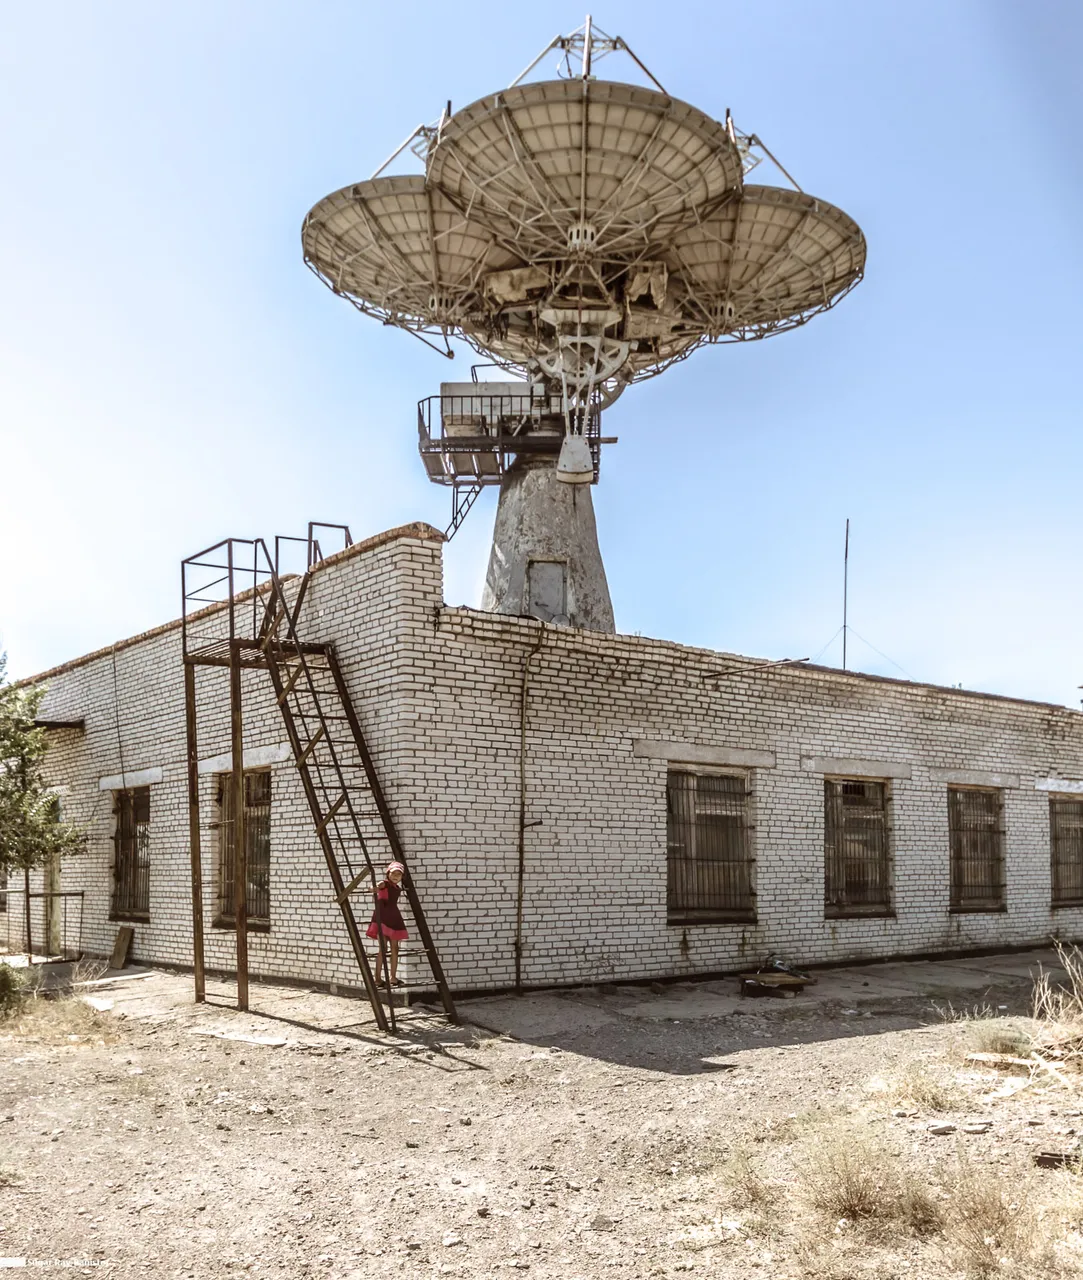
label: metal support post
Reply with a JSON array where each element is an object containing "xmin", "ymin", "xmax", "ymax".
[
  {"xmin": 183, "ymin": 662, "xmax": 206, "ymax": 1002},
  {"xmin": 230, "ymin": 643, "xmax": 249, "ymax": 1012},
  {"xmin": 23, "ymin": 866, "xmax": 32, "ymax": 960}
]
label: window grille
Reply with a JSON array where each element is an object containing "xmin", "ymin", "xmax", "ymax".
[
  {"xmin": 0, "ymin": 871, "xmax": 7, "ymax": 913},
  {"xmin": 1051, "ymin": 797, "xmax": 1083, "ymax": 908},
  {"xmin": 948, "ymin": 787, "xmax": 1005, "ymax": 912},
  {"xmin": 112, "ymin": 787, "xmax": 150, "ymax": 919},
  {"xmin": 216, "ymin": 770, "xmax": 271, "ymax": 925},
  {"xmin": 666, "ymin": 770, "xmax": 755, "ymax": 923},
  {"xmin": 824, "ymin": 779, "xmax": 892, "ymax": 917}
]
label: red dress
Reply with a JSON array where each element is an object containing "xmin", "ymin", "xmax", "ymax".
[{"xmin": 367, "ymin": 879, "xmax": 408, "ymax": 942}]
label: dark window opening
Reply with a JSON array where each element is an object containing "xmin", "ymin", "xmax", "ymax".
[
  {"xmin": 215, "ymin": 770, "xmax": 271, "ymax": 928},
  {"xmin": 111, "ymin": 786, "xmax": 150, "ymax": 920},
  {"xmin": 824, "ymin": 778, "xmax": 893, "ymax": 917},
  {"xmin": 948, "ymin": 787, "xmax": 1005, "ymax": 912},
  {"xmin": 666, "ymin": 770, "xmax": 755, "ymax": 924},
  {"xmin": 1051, "ymin": 797, "xmax": 1083, "ymax": 908},
  {"xmin": 0, "ymin": 870, "xmax": 7, "ymax": 913}
]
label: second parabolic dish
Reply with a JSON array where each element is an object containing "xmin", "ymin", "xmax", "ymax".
[{"xmin": 303, "ymin": 69, "xmax": 864, "ymax": 413}]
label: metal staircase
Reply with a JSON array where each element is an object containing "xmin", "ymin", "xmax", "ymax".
[{"xmin": 181, "ymin": 525, "xmax": 457, "ymax": 1033}]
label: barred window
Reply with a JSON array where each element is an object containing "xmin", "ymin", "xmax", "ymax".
[
  {"xmin": 824, "ymin": 779, "xmax": 893, "ymax": 917},
  {"xmin": 666, "ymin": 770, "xmax": 755, "ymax": 923},
  {"xmin": 1051, "ymin": 797, "xmax": 1083, "ymax": 908},
  {"xmin": 215, "ymin": 770, "xmax": 271, "ymax": 927},
  {"xmin": 112, "ymin": 787, "xmax": 150, "ymax": 920},
  {"xmin": 948, "ymin": 787, "xmax": 1005, "ymax": 912}
]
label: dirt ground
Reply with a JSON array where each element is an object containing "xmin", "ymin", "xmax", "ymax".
[{"xmin": 3, "ymin": 950, "xmax": 1083, "ymax": 1278}]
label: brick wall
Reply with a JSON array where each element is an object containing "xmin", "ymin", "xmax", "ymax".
[{"xmin": 22, "ymin": 525, "xmax": 1083, "ymax": 993}]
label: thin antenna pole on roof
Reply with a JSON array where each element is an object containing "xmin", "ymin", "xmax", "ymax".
[
  {"xmin": 582, "ymin": 14, "xmax": 593, "ymax": 78},
  {"xmin": 842, "ymin": 518, "xmax": 850, "ymax": 671}
]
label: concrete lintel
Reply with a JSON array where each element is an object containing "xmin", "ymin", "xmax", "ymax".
[
  {"xmin": 197, "ymin": 743, "xmax": 293, "ymax": 775},
  {"xmin": 802, "ymin": 756, "xmax": 912, "ymax": 780},
  {"xmin": 1036, "ymin": 777, "xmax": 1083, "ymax": 795},
  {"xmin": 99, "ymin": 767, "xmax": 164, "ymax": 791},
  {"xmin": 634, "ymin": 740, "xmax": 776, "ymax": 768},
  {"xmin": 929, "ymin": 767, "xmax": 1020, "ymax": 789}
]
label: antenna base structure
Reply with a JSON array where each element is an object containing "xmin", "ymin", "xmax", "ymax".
[
  {"xmin": 303, "ymin": 16, "xmax": 866, "ymax": 627},
  {"xmin": 482, "ymin": 455, "xmax": 613, "ymax": 631}
]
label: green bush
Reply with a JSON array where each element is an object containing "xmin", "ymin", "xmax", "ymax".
[{"xmin": 0, "ymin": 964, "xmax": 27, "ymax": 1018}]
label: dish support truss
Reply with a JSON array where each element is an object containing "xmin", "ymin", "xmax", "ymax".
[{"xmin": 180, "ymin": 524, "xmax": 457, "ymax": 1033}]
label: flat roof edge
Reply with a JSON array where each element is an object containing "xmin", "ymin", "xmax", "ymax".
[
  {"xmin": 439, "ymin": 605, "xmax": 1081, "ymax": 718},
  {"xmin": 12, "ymin": 522, "xmax": 446, "ymax": 689}
]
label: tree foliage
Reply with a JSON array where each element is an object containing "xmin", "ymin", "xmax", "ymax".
[{"xmin": 0, "ymin": 653, "xmax": 84, "ymax": 873}]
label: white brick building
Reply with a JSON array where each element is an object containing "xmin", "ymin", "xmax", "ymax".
[{"xmin": 10, "ymin": 522, "xmax": 1083, "ymax": 993}]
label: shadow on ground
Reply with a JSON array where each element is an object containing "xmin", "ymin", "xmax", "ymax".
[
  {"xmin": 12, "ymin": 946, "xmax": 1065, "ymax": 1078},
  {"xmin": 457, "ymin": 949, "xmax": 1063, "ymax": 1075}
]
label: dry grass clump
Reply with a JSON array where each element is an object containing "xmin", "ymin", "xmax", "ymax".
[
  {"xmin": 895, "ymin": 1060, "xmax": 966, "ymax": 1112},
  {"xmin": 799, "ymin": 1120, "xmax": 942, "ymax": 1237},
  {"xmin": 70, "ymin": 957, "xmax": 109, "ymax": 987},
  {"xmin": 3, "ymin": 992, "xmax": 116, "ymax": 1044},
  {"xmin": 896, "ymin": 1174, "xmax": 946, "ymax": 1237},
  {"xmin": 966, "ymin": 1019, "xmax": 1032, "ymax": 1057},
  {"xmin": 1032, "ymin": 943, "xmax": 1083, "ymax": 1070},
  {"xmin": 721, "ymin": 1142, "xmax": 772, "ymax": 1207},
  {"xmin": 942, "ymin": 1156, "xmax": 1048, "ymax": 1277}
]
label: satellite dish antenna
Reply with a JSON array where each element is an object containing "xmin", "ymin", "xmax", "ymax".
[{"xmin": 303, "ymin": 16, "xmax": 866, "ymax": 630}]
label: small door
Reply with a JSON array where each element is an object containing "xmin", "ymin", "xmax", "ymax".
[{"xmin": 527, "ymin": 560, "xmax": 567, "ymax": 622}]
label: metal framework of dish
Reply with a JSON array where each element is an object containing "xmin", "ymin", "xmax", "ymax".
[{"xmin": 303, "ymin": 17, "xmax": 866, "ymax": 531}]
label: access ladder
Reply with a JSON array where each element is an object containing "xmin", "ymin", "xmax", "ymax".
[{"xmin": 181, "ymin": 529, "xmax": 457, "ymax": 1034}]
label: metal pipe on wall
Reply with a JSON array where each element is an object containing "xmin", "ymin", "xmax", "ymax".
[{"xmin": 514, "ymin": 622, "xmax": 546, "ymax": 994}]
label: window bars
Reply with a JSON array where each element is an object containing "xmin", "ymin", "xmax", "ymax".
[
  {"xmin": 824, "ymin": 779, "xmax": 892, "ymax": 917},
  {"xmin": 111, "ymin": 787, "xmax": 150, "ymax": 919},
  {"xmin": 666, "ymin": 771, "xmax": 755, "ymax": 923},
  {"xmin": 948, "ymin": 787, "xmax": 1005, "ymax": 912},
  {"xmin": 1051, "ymin": 797, "xmax": 1083, "ymax": 908},
  {"xmin": 216, "ymin": 771, "xmax": 271, "ymax": 925}
]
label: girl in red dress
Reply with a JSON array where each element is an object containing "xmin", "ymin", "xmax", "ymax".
[{"xmin": 367, "ymin": 861, "xmax": 408, "ymax": 986}]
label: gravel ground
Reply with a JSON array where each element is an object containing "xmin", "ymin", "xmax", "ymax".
[{"xmin": 2, "ymin": 960, "xmax": 1082, "ymax": 1278}]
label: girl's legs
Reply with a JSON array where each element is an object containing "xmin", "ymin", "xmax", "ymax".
[{"xmin": 389, "ymin": 938, "xmax": 400, "ymax": 985}]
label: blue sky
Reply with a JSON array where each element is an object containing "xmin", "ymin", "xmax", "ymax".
[{"xmin": 1, "ymin": 2, "xmax": 1080, "ymax": 708}]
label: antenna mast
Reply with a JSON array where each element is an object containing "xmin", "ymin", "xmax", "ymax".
[{"xmin": 842, "ymin": 518, "xmax": 850, "ymax": 671}]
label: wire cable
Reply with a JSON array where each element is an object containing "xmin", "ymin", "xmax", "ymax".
[{"xmin": 845, "ymin": 627, "xmax": 916, "ymax": 682}]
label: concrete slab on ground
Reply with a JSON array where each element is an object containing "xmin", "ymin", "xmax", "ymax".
[
  {"xmin": 460, "ymin": 948, "xmax": 1058, "ymax": 1038},
  {"xmin": 15, "ymin": 945, "xmax": 1058, "ymax": 1062}
]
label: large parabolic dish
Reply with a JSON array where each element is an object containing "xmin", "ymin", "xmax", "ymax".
[
  {"xmin": 425, "ymin": 79, "xmax": 744, "ymax": 261},
  {"xmin": 303, "ymin": 18, "xmax": 867, "ymax": 630}
]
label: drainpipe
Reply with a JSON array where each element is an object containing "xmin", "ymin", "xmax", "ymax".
[{"xmin": 514, "ymin": 622, "xmax": 545, "ymax": 994}]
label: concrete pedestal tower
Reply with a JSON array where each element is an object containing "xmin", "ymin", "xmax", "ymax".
[{"xmin": 481, "ymin": 457, "xmax": 614, "ymax": 632}]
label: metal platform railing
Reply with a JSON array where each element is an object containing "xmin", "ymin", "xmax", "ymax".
[
  {"xmin": 417, "ymin": 390, "xmax": 606, "ymax": 536},
  {"xmin": 1, "ymin": 889, "xmax": 85, "ymax": 961}
]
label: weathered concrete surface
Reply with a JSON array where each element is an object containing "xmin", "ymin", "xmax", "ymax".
[
  {"xmin": 481, "ymin": 456, "xmax": 614, "ymax": 631},
  {"xmin": 461, "ymin": 947, "xmax": 1063, "ymax": 1038}
]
